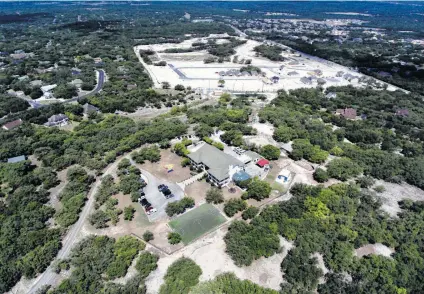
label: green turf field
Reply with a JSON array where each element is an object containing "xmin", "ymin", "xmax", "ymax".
[{"xmin": 169, "ymin": 203, "xmax": 227, "ymax": 244}]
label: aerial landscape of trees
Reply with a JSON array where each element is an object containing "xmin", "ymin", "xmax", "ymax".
[{"xmin": 1, "ymin": 2, "xmax": 424, "ymax": 294}]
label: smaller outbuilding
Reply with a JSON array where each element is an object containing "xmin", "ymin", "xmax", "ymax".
[
  {"xmin": 2, "ymin": 119, "xmax": 23, "ymax": 131},
  {"xmin": 256, "ymin": 159, "xmax": 270, "ymax": 168},
  {"xmin": 7, "ymin": 155, "xmax": 26, "ymax": 163}
]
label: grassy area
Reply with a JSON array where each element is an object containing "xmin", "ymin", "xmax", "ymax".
[
  {"xmin": 169, "ymin": 203, "xmax": 226, "ymax": 244},
  {"xmin": 271, "ymin": 182, "xmax": 287, "ymax": 194}
]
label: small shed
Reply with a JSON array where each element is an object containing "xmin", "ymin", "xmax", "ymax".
[
  {"xmin": 256, "ymin": 159, "xmax": 270, "ymax": 168},
  {"xmin": 7, "ymin": 155, "xmax": 26, "ymax": 163}
]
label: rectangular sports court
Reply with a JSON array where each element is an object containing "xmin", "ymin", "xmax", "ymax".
[{"xmin": 169, "ymin": 203, "xmax": 226, "ymax": 244}]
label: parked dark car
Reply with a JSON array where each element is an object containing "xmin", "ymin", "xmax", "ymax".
[
  {"xmin": 158, "ymin": 184, "xmax": 168, "ymax": 191},
  {"xmin": 165, "ymin": 193, "xmax": 174, "ymax": 199},
  {"xmin": 162, "ymin": 188, "xmax": 172, "ymax": 196},
  {"xmin": 140, "ymin": 198, "xmax": 151, "ymax": 207}
]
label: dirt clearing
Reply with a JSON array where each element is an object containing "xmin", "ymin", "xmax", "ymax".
[{"xmin": 145, "ymin": 227, "xmax": 293, "ymax": 293}]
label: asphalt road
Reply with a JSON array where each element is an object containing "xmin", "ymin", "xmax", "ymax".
[
  {"xmin": 25, "ymin": 69, "xmax": 105, "ymax": 109},
  {"xmin": 63, "ymin": 69, "xmax": 105, "ymax": 104},
  {"xmin": 27, "ymin": 153, "xmax": 125, "ymax": 294}
]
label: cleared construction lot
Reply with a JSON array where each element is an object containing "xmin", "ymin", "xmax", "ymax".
[{"xmin": 134, "ymin": 35, "xmax": 398, "ymax": 93}]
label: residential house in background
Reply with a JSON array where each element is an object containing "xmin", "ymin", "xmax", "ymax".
[
  {"xmin": 326, "ymin": 92, "xmax": 337, "ymax": 99},
  {"xmin": 7, "ymin": 155, "xmax": 26, "ymax": 163},
  {"xmin": 336, "ymin": 108, "xmax": 357, "ymax": 120},
  {"xmin": 44, "ymin": 114, "xmax": 69, "ymax": 127},
  {"xmin": 395, "ymin": 109, "xmax": 409, "ymax": 117},
  {"xmin": 188, "ymin": 143, "xmax": 244, "ymax": 187},
  {"xmin": 83, "ymin": 103, "xmax": 100, "ymax": 117},
  {"xmin": 2, "ymin": 119, "xmax": 23, "ymax": 130}
]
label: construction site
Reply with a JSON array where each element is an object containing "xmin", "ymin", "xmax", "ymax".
[{"xmin": 134, "ymin": 35, "xmax": 399, "ymax": 94}]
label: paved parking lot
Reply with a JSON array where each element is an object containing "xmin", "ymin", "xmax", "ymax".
[{"xmin": 139, "ymin": 168, "xmax": 185, "ymax": 222}]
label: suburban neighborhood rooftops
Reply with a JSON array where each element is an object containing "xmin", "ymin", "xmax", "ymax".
[
  {"xmin": 2, "ymin": 119, "xmax": 23, "ymax": 130},
  {"xmin": 188, "ymin": 143, "xmax": 244, "ymax": 181},
  {"xmin": 7, "ymin": 155, "xmax": 26, "ymax": 163}
]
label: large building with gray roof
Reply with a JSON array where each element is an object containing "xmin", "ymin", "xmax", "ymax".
[{"xmin": 187, "ymin": 143, "xmax": 244, "ymax": 187}]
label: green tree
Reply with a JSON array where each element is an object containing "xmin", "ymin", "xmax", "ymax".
[
  {"xmin": 273, "ymin": 125, "xmax": 296, "ymax": 143},
  {"xmin": 135, "ymin": 252, "xmax": 159, "ymax": 279},
  {"xmin": 260, "ymin": 145, "xmax": 281, "ymax": 160},
  {"xmin": 313, "ymin": 168, "xmax": 329, "ymax": 183},
  {"xmin": 224, "ymin": 198, "xmax": 247, "ymax": 217},
  {"xmin": 143, "ymin": 230, "xmax": 154, "ymax": 242},
  {"xmin": 327, "ymin": 158, "xmax": 363, "ymax": 181},
  {"xmin": 123, "ymin": 205, "xmax": 135, "ymax": 220},
  {"xmin": 159, "ymin": 258, "xmax": 202, "ymax": 294},
  {"xmin": 205, "ymin": 187, "xmax": 224, "ymax": 204},
  {"xmin": 244, "ymin": 179, "xmax": 272, "ymax": 201},
  {"xmin": 168, "ymin": 232, "xmax": 182, "ymax": 245},
  {"xmin": 242, "ymin": 206, "xmax": 260, "ymax": 220}
]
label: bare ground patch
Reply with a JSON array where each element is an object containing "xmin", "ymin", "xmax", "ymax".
[
  {"xmin": 145, "ymin": 227, "xmax": 293, "ymax": 293},
  {"xmin": 184, "ymin": 180, "xmax": 210, "ymax": 204},
  {"xmin": 138, "ymin": 149, "xmax": 192, "ymax": 183},
  {"xmin": 374, "ymin": 180, "xmax": 424, "ymax": 217},
  {"xmin": 355, "ymin": 243, "xmax": 395, "ymax": 258}
]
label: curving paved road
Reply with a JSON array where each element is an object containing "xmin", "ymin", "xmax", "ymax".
[
  {"xmin": 63, "ymin": 69, "xmax": 105, "ymax": 104},
  {"xmin": 27, "ymin": 153, "xmax": 125, "ymax": 294}
]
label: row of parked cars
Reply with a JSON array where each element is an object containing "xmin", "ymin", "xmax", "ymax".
[{"xmin": 138, "ymin": 182, "xmax": 175, "ymax": 216}]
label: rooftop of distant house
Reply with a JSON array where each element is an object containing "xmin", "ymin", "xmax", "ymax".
[
  {"xmin": 7, "ymin": 155, "xmax": 26, "ymax": 163},
  {"xmin": 395, "ymin": 108, "xmax": 409, "ymax": 117},
  {"xmin": 2, "ymin": 119, "xmax": 23, "ymax": 130},
  {"xmin": 336, "ymin": 108, "xmax": 357, "ymax": 120}
]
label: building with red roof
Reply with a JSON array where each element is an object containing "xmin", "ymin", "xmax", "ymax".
[
  {"xmin": 335, "ymin": 108, "xmax": 357, "ymax": 120},
  {"xmin": 2, "ymin": 119, "xmax": 22, "ymax": 131},
  {"xmin": 256, "ymin": 159, "xmax": 270, "ymax": 168}
]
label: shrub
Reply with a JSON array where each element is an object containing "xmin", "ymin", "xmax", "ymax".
[
  {"xmin": 356, "ymin": 176, "xmax": 375, "ymax": 188},
  {"xmin": 166, "ymin": 197, "xmax": 195, "ymax": 217},
  {"xmin": 143, "ymin": 230, "xmax": 154, "ymax": 242},
  {"xmin": 168, "ymin": 232, "xmax": 182, "ymax": 244},
  {"xmin": 224, "ymin": 199, "xmax": 247, "ymax": 217},
  {"xmin": 373, "ymin": 185, "xmax": 386, "ymax": 193},
  {"xmin": 181, "ymin": 158, "xmax": 191, "ymax": 167},
  {"xmin": 159, "ymin": 258, "xmax": 202, "ymax": 294},
  {"xmin": 242, "ymin": 206, "xmax": 260, "ymax": 220},
  {"xmin": 135, "ymin": 252, "xmax": 159, "ymax": 278},
  {"xmin": 327, "ymin": 158, "xmax": 363, "ymax": 181},
  {"xmin": 205, "ymin": 188, "xmax": 224, "ymax": 204},
  {"xmin": 313, "ymin": 168, "xmax": 329, "ymax": 183},
  {"xmin": 123, "ymin": 206, "xmax": 135, "ymax": 220},
  {"xmin": 260, "ymin": 145, "xmax": 281, "ymax": 160}
]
